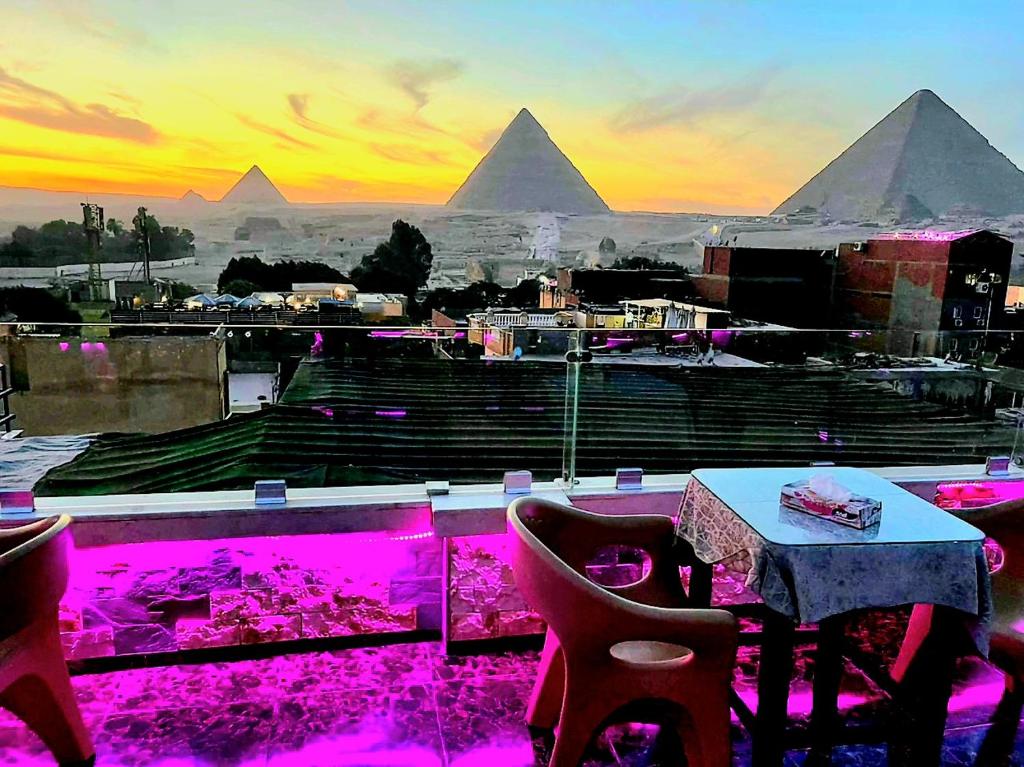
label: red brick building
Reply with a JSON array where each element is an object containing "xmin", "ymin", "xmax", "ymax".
[{"xmin": 835, "ymin": 229, "xmax": 1012, "ymax": 355}]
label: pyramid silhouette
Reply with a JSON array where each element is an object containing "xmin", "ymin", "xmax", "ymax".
[
  {"xmin": 179, "ymin": 189, "xmax": 208, "ymax": 203},
  {"xmin": 220, "ymin": 165, "xmax": 288, "ymax": 205},
  {"xmin": 448, "ymin": 108, "xmax": 609, "ymax": 215},
  {"xmin": 773, "ymin": 90, "xmax": 1024, "ymax": 221}
]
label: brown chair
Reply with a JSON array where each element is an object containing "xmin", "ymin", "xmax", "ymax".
[
  {"xmin": 0, "ymin": 515, "xmax": 94, "ymax": 766},
  {"xmin": 893, "ymin": 497, "xmax": 1024, "ymax": 765},
  {"xmin": 507, "ymin": 497, "xmax": 738, "ymax": 767}
]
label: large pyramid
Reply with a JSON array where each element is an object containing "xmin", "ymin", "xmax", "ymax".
[
  {"xmin": 773, "ymin": 90, "xmax": 1024, "ymax": 221},
  {"xmin": 448, "ymin": 108, "xmax": 609, "ymax": 215},
  {"xmin": 220, "ymin": 165, "xmax": 289, "ymax": 205}
]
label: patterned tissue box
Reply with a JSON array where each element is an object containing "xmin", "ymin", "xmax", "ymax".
[{"xmin": 780, "ymin": 479, "xmax": 882, "ymax": 530}]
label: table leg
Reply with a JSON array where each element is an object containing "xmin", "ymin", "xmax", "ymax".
[
  {"xmin": 805, "ymin": 615, "xmax": 845, "ymax": 766},
  {"xmin": 689, "ymin": 560, "xmax": 713, "ymax": 608},
  {"xmin": 753, "ymin": 610, "xmax": 796, "ymax": 767},
  {"xmin": 888, "ymin": 606, "xmax": 960, "ymax": 767}
]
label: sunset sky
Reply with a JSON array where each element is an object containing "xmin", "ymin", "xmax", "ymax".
[{"xmin": 2, "ymin": 0, "xmax": 1023, "ymax": 214}]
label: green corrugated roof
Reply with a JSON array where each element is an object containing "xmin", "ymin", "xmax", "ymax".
[{"xmin": 34, "ymin": 358, "xmax": 1016, "ymax": 496}]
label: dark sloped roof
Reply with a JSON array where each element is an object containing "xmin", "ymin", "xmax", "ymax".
[{"xmin": 35, "ymin": 358, "xmax": 1015, "ymax": 496}]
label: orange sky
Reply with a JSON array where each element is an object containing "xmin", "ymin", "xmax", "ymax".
[{"xmin": 2, "ymin": 1, "xmax": 1021, "ymax": 214}]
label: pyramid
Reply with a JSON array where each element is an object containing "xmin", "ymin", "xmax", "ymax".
[
  {"xmin": 448, "ymin": 108, "xmax": 609, "ymax": 215},
  {"xmin": 773, "ymin": 90, "xmax": 1024, "ymax": 221},
  {"xmin": 179, "ymin": 189, "xmax": 208, "ymax": 203},
  {"xmin": 220, "ymin": 165, "xmax": 288, "ymax": 205}
]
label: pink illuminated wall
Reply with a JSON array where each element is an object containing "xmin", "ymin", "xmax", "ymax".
[
  {"xmin": 60, "ymin": 530, "xmax": 440, "ymax": 659},
  {"xmin": 446, "ymin": 534, "xmax": 544, "ymax": 642},
  {"xmin": 934, "ymin": 480, "xmax": 1024, "ymax": 509}
]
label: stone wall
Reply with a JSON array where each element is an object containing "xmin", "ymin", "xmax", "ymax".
[
  {"xmin": 59, "ymin": 530, "xmax": 441, "ymax": 660},
  {"xmin": 446, "ymin": 534, "xmax": 544, "ymax": 642},
  {"xmin": 444, "ymin": 531, "xmax": 662, "ymax": 643},
  {"xmin": 0, "ymin": 335, "xmax": 227, "ymax": 435}
]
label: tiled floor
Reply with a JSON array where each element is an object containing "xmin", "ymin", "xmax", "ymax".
[{"xmin": 0, "ymin": 637, "xmax": 1020, "ymax": 766}]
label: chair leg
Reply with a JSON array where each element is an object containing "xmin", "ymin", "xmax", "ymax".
[
  {"xmin": 527, "ymin": 630, "xmax": 565, "ymax": 729},
  {"xmin": 0, "ymin": 627, "xmax": 94, "ymax": 767},
  {"xmin": 549, "ymin": 681, "xmax": 620, "ymax": 767},
  {"xmin": 974, "ymin": 677, "xmax": 1024, "ymax": 767},
  {"xmin": 680, "ymin": 694, "xmax": 732, "ymax": 767}
]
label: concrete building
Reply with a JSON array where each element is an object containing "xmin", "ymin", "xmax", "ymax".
[
  {"xmin": 356, "ymin": 293, "xmax": 406, "ymax": 321},
  {"xmin": 835, "ymin": 229, "xmax": 1012, "ymax": 356},
  {"xmin": 694, "ymin": 245, "xmax": 837, "ymax": 328},
  {"xmin": 465, "ymin": 307, "xmax": 575, "ymax": 357},
  {"xmin": 0, "ymin": 335, "xmax": 227, "ymax": 435},
  {"xmin": 574, "ymin": 305, "xmax": 626, "ymax": 329},
  {"xmin": 541, "ymin": 267, "xmax": 694, "ymax": 309},
  {"xmin": 287, "ymin": 283, "xmax": 359, "ymax": 310},
  {"xmin": 620, "ymin": 299, "xmax": 729, "ymax": 330}
]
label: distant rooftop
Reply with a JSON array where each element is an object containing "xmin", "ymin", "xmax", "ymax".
[{"xmin": 873, "ymin": 229, "xmax": 981, "ymax": 242}]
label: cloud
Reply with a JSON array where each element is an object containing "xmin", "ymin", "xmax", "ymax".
[
  {"xmin": 471, "ymin": 127, "xmax": 503, "ymax": 152},
  {"xmin": 285, "ymin": 93, "xmax": 347, "ymax": 140},
  {"xmin": 49, "ymin": 0, "xmax": 161, "ymax": 52},
  {"xmin": 368, "ymin": 143, "xmax": 455, "ymax": 166},
  {"xmin": 235, "ymin": 114, "xmax": 317, "ymax": 150},
  {"xmin": 287, "ymin": 93, "xmax": 309, "ymax": 120},
  {"xmin": 386, "ymin": 57, "xmax": 463, "ymax": 110},
  {"xmin": 0, "ymin": 66, "xmax": 159, "ymax": 143},
  {"xmin": 0, "ymin": 144, "xmax": 237, "ymax": 181},
  {"xmin": 608, "ymin": 69, "xmax": 780, "ymax": 133},
  {"xmin": 294, "ymin": 171, "xmax": 442, "ymax": 203}
]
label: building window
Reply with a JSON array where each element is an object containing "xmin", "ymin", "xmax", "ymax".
[{"xmin": 973, "ymin": 306, "xmax": 983, "ymax": 319}]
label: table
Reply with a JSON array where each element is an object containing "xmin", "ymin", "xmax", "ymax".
[{"xmin": 676, "ymin": 467, "xmax": 992, "ymax": 766}]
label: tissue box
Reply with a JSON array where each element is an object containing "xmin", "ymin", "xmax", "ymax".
[{"xmin": 780, "ymin": 479, "xmax": 882, "ymax": 529}]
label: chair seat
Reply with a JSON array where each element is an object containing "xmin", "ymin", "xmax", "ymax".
[{"xmin": 610, "ymin": 640, "xmax": 694, "ymax": 667}]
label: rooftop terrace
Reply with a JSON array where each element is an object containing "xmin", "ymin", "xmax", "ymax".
[{"xmin": 2, "ymin": 324, "xmax": 1024, "ymax": 766}]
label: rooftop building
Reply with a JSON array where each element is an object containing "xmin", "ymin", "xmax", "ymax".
[{"xmin": 835, "ymin": 229, "xmax": 1012, "ymax": 355}]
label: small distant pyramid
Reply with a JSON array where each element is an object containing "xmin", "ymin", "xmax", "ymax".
[
  {"xmin": 179, "ymin": 189, "xmax": 208, "ymax": 204},
  {"xmin": 448, "ymin": 108, "xmax": 609, "ymax": 215},
  {"xmin": 220, "ymin": 165, "xmax": 288, "ymax": 205},
  {"xmin": 773, "ymin": 90, "xmax": 1024, "ymax": 221}
]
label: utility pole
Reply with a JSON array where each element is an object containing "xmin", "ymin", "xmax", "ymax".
[
  {"xmin": 81, "ymin": 203, "xmax": 104, "ymax": 301},
  {"xmin": 133, "ymin": 206, "xmax": 152, "ymax": 284}
]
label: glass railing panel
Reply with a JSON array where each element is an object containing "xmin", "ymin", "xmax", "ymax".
[
  {"xmin": 568, "ymin": 327, "xmax": 1024, "ymax": 485},
  {"xmin": 1, "ymin": 321, "xmax": 578, "ymax": 497},
  {"xmin": 5, "ymin": 320, "xmax": 1023, "ymax": 500}
]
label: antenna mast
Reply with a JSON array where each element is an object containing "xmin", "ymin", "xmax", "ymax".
[
  {"xmin": 81, "ymin": 202, "xmax": 104, "ymax": 301},
  {"xmin": 133, "ymin": 206, "xmax": 152, "ymax": 284}
]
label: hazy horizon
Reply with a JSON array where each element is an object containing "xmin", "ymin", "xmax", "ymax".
[{"xmin": 3, "ymin": 0, "xmax": 1023, "ymax": 215}]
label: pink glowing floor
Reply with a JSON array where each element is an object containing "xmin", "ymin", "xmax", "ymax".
[{"xmin": 0, "ymin": 633, "xmax": 1018, "ymax": 767}]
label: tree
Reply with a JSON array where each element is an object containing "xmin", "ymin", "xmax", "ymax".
[
  {"xmin": 222, "ymin": 279, "xmax": 259, "ymax": 298},
  {"xmin": 0, "ymin": 216, "xmax": 193, "ymax": 268},
  {"xmin": 166, "ymin": 281, "xmax": 198, "ymax": 300},
  {"xmin": 351, "ymin": 220, "xmax": 433, "ymax": 300},
  {"xmin": 417, "ymin": 279, "xmax": 541, "ymax": 321},
  {"xmin": 218, "ymin": 256, "xmax": 275, "ymax": 291},
  {"xmin": 0, "ymin": 287, "xmax": 82, "ymax": 324},
  {"xmin": 611, "ymin": 255, "xmax": 689, "ymax": 274},
  {"xmin": 506, "ymin": 279, "xmax": 540, "ymax": 308},
  {"xmin": 216, "ymin": 256, "xmax": 347, "ymax": 292}
]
